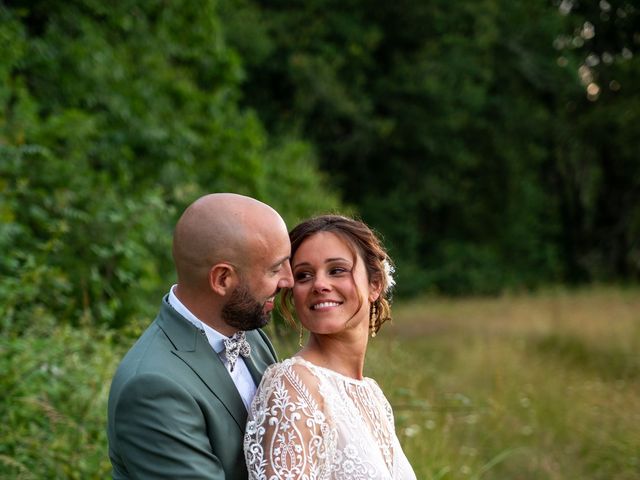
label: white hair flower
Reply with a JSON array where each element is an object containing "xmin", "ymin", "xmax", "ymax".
[{"xmin": 383, "ymin": 259, "xmax": 395, "ymax": 294}]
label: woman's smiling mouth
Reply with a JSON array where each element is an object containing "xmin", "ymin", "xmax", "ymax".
[{"xmin": 311, "ymin": 301, "xmax": 342, "ymax": 310}]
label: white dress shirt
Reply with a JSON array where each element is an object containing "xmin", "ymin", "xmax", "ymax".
[{"xmin": 168, "ymin": 285, "xmax": 257, "ymax": 411}]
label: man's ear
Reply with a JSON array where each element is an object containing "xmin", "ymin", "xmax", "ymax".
[{"xmin": 208, "ymin": 263, "xmax": 238, "ymax": 296}]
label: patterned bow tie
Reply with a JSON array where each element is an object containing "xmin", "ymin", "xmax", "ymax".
[{"xmin": 224, "ymin": 331, "xmax": 251, "ymax": 372}]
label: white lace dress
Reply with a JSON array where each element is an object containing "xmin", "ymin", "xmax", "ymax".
[{"xmin": 244, "ymin": 356, "xmax": 417, "ymax": 480}]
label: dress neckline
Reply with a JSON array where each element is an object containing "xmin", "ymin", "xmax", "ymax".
[{"xmin": 289, "ymin": 356, "xmax": 371, "ymax": 385}]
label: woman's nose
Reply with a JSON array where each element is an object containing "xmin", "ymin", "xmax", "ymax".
[{"xmin": 312, "ymin": 274, "xmax": 331, "ymax": 292}]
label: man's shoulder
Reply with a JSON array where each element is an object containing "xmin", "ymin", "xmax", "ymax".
[
  {"xmin": 117, "ymin": 299, "xmax": 197, "ymax": 362},
  {"xmin": 108, "ymin": 316, "xmax": 209, "ymax": 414},
  {"xmin": 246, "ymin": 327, "xmax": 269, "ymax": 346},
  {"xmin": 111, "ymin": 319, "xmax": 171, "ymax": 381},
  {"xmin": 246, "ymin": 328, "xmax": 277, "ymax": 362}
]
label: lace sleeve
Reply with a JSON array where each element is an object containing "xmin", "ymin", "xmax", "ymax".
[{"xmin": 244, "ymin": 360, "xmax": 335, "ymax": 480}]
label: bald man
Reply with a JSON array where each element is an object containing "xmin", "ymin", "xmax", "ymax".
[{"xmin": 107, "ymin": 193, "xmax": 293, "ymax": 479}]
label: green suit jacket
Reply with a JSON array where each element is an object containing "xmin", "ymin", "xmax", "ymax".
[{"xmin": 107, "ymin": 296, "xmax": 277, "ymax": 479}]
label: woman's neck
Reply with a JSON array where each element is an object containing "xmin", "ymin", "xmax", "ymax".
[{"xmin": 298, "ymin": 330, "xmax": 368, "ymax": 380}]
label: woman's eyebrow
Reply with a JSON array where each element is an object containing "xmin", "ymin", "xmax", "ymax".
[{"xmin": 293, "ymin": 257, "xmax": 351, "ymax": 269}]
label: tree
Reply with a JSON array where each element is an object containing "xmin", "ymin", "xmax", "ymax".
[
  {"xmin": 0, "ymin": 1, "xmax": 341, "ymax": 333},
  {"xmin": 225, "ymin": 0, "xmax": 640, "ymax": 293}
]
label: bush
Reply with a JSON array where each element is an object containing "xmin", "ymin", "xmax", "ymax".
[
  {"xmin": 0, "ymin": 324, "xmax": 124, "ymax": 478},
  {"xmin": 0, "ymin": 2, "xmax": 342, "ymax": 333}
]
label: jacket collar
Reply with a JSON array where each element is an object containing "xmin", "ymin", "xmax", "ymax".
[{"xmin": 156, "ymin": 296, "xmax": 248, "ymax": 430}]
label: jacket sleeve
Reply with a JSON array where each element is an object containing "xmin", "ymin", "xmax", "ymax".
[{"xmin": 112, "ymin": 372, "xmax": 225, "ymax": 479}]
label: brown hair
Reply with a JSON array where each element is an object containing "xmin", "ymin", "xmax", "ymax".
[{"xmin": 280, "ymin": 215, "xmax": 394, "ymax": 335}]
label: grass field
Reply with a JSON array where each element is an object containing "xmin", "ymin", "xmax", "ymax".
[
  {"xmin": 2, "ymin": 287, "xmax": 638, "ymax": 479},
  {"xmin": 356, "ymin": 287, "xmax": 640, "ymax": 479}
]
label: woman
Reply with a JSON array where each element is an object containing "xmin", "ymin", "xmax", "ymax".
[{"xmin": 244, "ymin": 215, "xmax": 416, "ymax": 479}]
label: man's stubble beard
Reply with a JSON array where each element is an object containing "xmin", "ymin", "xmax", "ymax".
[{"xmin": 221, "ymin": 281, "xmax": 271, "ymax": 331}]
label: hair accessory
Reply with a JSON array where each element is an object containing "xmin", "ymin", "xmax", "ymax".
[{"xmin": 383, "ymin": 259, "xmax": 396, "ymax": 294}]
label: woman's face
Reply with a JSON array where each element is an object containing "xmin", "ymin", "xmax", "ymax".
[{"xmin": 291, "ymin": 231, "xmax": 376, "ymax": 335}]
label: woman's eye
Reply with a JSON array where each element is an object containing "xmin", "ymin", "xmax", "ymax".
[
  {"xmin": 294, "ymin": 272, "xmax": 311, "ymax": 282},
  {"xmin": 330, "ymin": 267, "xmax": 349, "ymax": 275}
]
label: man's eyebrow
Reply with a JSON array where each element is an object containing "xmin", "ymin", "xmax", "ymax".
[{"xmin": 269, "ymin": 256, "xmax": 290, "ymax": 269}]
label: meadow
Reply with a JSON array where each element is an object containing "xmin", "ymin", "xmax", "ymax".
[
  {"xmin": 360, "ymin": 287, "xmax": 640, "ymax": 479},
  {"xmin": 1, "ymin": 287, "xmax": 638, "ymax": 479}
]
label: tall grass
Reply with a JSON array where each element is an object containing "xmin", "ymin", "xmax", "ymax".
[
  {"xmin": 0, "ymin": 323, "xmax": 123, "ymax": 479},
  {"xmin": 1, "ymin": 287, "xmax": 637, "ymax": 478},
  {"xmin": 362, "ymin": 287, "xmax": 640, "ymax": 479}
]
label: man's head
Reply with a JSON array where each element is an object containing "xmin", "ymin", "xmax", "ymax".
[{"xmin": 172, "ymin": 193, "xmax": 293, "ymax": 335}]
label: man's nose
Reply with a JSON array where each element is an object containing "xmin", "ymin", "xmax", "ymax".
[{"xmin": 278, "ymin": 262, "xmax": 294, "ymax": 289}]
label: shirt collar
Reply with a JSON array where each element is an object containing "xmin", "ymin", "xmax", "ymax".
[{"xmin": 168, "ymin": 284, "xmax": 227, "ymax": 354}]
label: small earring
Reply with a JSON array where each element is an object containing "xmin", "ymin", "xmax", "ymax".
[
  {"xmin": 369, "ymin": 303, "xmax": 377, "ymax": 338},
  {"xmin": 298, "ymin": 324, "xmax": 304, "ymax": 347}
]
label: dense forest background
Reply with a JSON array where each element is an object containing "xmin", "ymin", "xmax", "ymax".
[
  {"xmin": 230, "ymin": 0, "xmax": 640, "ymax": 296},
  {"xmin": 227, "ymin": 0, "xmax": 640, "ymax": 296},
  {"xmin": 1, "ymin": 1, "xmax": 639, "ymax": 477},
  {"xmin": 2, "ymin": 0, "xmax": 639, "ymax": 332}
]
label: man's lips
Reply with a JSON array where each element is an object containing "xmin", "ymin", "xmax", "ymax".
[{"xmin": 263, "ymin": 297, "xmax": 276, "ymax": 313}]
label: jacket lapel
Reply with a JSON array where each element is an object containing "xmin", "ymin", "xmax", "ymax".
[
  {"xmin": 244, "ymin": 329, "xmax": 276, "ymax": 386},
  {"xmin": 243, "ymin": 354, "xmax": 262, "ymax": 386},
  {"xmin": 157, "ymin": 298, "xmax": 248, "ymax": 430}
]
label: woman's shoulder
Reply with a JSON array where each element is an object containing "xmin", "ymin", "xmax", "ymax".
[
  {"xmin": 262, "ymin": 356, "xmax": 322, "ymax": 386},
  {"xmin": 253, "ymin": 356, "xmax": 324, "ymax": 412}
]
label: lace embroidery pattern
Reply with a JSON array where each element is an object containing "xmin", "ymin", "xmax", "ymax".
[{"xmin": 245, "ymin": 357, "xmax": 416, "ymax": 480}]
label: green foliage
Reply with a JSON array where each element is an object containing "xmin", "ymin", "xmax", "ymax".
[
  {"xmin": 367, "ymin": 287, "xmax": 640, "ymax": 479},
  {"xmin": 1, "ymin": 144, "xmax": 171, "ymax": 333},
  {"xmin": 224, "ymin": 0, "xmax": 640, "ymax": 294},
  {"xmin": 0, "ymin": 324, "xmax": 122, "ymax": 478},
  {"xmin": 1, "ymin": 1, "xmax": 638, "ymax": 477},
  {"xmin": 0, "ymin": 1, "xmax": 341, "ymax": 332},
  {"xmin": 532, "ymin": 332, "xmax": 640, "ymax": 381},
  {"xmin": 1, "ymin": 289, "xmax": 637, "ymax": 478}
]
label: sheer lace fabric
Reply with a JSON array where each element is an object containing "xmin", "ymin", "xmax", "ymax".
[{"xmin": 244, "ymin": 357, "xmax": 416, "ymax": 480}]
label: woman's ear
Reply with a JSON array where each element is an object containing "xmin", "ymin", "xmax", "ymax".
[
  {"xmin": 368, "ymin": 279, "xmax": 382, "ymax": 303},
  {"xmin": 208, "ymin": 263, "xmax": 238, "ymax": 296}
]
